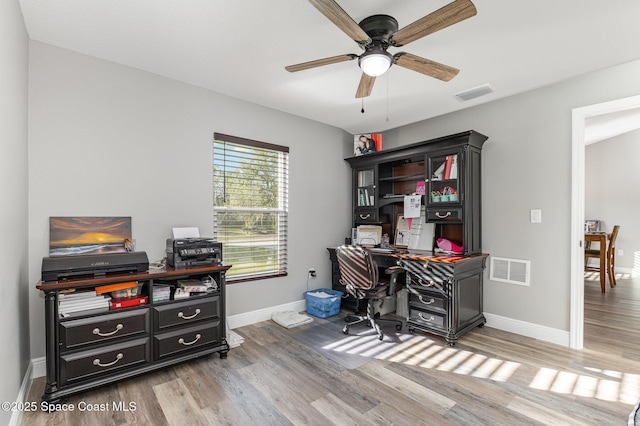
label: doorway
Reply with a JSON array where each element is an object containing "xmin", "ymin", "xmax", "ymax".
[{"xmin": 570, "ymin": 94, "xmax": 640, "ymax": 349}]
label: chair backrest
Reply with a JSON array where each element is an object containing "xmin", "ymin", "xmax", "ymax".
[
  {"xmin": 608, "ymin": 225, "xmax": 620, "ymax": 253},
  {"xmin": 335, "ymin": 245, "xmax": 379, "ymax": 291}
]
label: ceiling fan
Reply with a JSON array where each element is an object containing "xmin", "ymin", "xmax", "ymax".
[{"xmin": 285, "ymin": 0, "xmax": 477, "ymax": 98}]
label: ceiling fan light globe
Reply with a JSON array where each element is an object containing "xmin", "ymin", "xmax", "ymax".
[{"xmin": 359, "ymin": 47, "xmax": 393, "ymax": 77}]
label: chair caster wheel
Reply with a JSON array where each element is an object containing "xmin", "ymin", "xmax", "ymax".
[
  {"xmin": 378, "ymin": 334, "xmax": 384, "ymax": 341},
  {"xmin": 395, "ymin": 324, "xmax": 402, "ymax": 331},
  {"xmin": 342, "ymin": 326, "xmax": 349, "ymax": 335}
]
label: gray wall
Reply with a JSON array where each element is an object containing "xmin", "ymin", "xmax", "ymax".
[
  {"xmin": 28, "ymin": 41, "xmax": 354, "ymax": 359},
  {"xmin": 0, "ymin": 0, "xmax": 30, "ymax": 422},
  {"xmin": 586, "ymin": 129, "xmax": 640, "ymax": 271},
  {"xmin": 384, "ymin": 59, "xmax": 640, "ymax": 331}
]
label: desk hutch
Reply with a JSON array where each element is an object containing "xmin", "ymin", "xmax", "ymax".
[
  {"xmin": 329, "ymin": 130, "xmax": 488, "ymax": 345},
  {"xmin": 36, "ymin": 264, "xmax": 231, "ymax": 403}
]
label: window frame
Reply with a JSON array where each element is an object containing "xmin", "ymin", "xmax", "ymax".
[{"xmin": 213, "ymin": 132, "xmax": 289, "ymax": 283}]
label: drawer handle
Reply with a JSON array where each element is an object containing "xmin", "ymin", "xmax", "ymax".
[
  {"xmin": 418, "ymin": 279, "xmax": 436, "ymax": 288},
  {"xmin": 418, "ymin": 295, "xmax": 435, "ymax": 305},
  {"xmin": 178, "ymin": 309, "xmax": 201, "ymax": 320},
  {"xmin": 418, "ymin": 313, "xmax": 435, "ymax": 322},
  {"xmin": 178, "ymin": 334, "xmax": 201, "ymax": 346},
  {"xmin": 435, "ymin": 212, "xmax": 452, "ymax": 218},
  {"xmin": 93, "ymin": 353, "xmax": 123, "ymax": 368},
  {"xmin": 359, "ymin": 214, "xmax": 371, "ymax": 219},
  {"xmin": 92, "ymin": 323, "xmax": 123, "ymax": 337}
]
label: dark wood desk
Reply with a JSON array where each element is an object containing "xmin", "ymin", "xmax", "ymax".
[
  {"xmin": 327, "ymin": 247, "xmax": 488, "ymax": 346},
  {"xmin": 585, "ymin": 232, "xmax": 608, "ymax": 292}
]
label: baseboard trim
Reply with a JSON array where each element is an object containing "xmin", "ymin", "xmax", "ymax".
[
  {"xmin": 484, "ymin": 312, "xmax": 570, "ymax": 347},
  {"xmin": 31, "ymin": 356, "xmax": 46, "ymax": 379},
  {"xmin": 9, "ymin": 361, "xmax": 33, "ymax": 426},
  {"xmin": 227, "ymin": 299, "xmax": 307, "ymax": 329}
]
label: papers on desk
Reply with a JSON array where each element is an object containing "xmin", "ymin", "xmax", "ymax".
[{"xmin": 356, "ymin": 225, "xmax": 382, "ymax": 246}]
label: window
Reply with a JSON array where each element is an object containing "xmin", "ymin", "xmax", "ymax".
[{"xmin": 213, "ymin": 133, "xmax": 289, "ymax": 281}]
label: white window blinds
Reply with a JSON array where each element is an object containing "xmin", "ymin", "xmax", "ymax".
[{"xmin": 213, "ymin": 133, "xmax": 289, "ymax": 281}]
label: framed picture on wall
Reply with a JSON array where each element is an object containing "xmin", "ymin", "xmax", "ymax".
[
  {"xmin": 585, "ymin": 219, "xmax": 600, "ymax": 233},
  {"xmin": 354, "ymin": 133, "xmax": 382, "ymax": 156}
]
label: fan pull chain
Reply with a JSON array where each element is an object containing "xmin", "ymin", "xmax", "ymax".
[
  {"xmin": 361, "ymin": 98, "xmax": 365, "ymax": 114},
  {"xmin": 386, "ymin": 72, "xmax": 389, "ymax": 122}
]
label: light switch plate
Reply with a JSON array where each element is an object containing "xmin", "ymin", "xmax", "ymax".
[{"xmin": 530, "ymin": 209, "xmax": 542, "ymax": 223}]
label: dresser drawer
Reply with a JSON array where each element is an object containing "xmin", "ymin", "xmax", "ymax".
[
  {"xmin": 153, "ymin": 296, "xmax": 219, "ymax": 331},
  {"xmin": 409, "ymin": 308, "xmax": 446, "ymax": 331},
  {"xmin": 154, "ymin": 321, "xmax": 221, "ymax": 360},
  {"xmin": 59, "ymin": 337, "xmax": 150, "ymax": 386},
  {"xmin": 426, "ymin": 208, "xmax": 462, "ymax": 222},
  {"xmin": 408, "ymin": 288, "xmax": 447, "ymax": 312},
  {"xmin": 60, "ymin": 309, "xmax": 149, "ymax": 351}
]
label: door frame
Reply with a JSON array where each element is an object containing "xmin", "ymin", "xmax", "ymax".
[{"xmin": 570, "ymin": 94, "xmax": 640, "ymax": 349}]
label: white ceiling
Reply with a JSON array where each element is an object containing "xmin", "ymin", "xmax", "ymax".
[{"xmin": 18, "ymin": 0, "xmax": 640, "ymax": 134}]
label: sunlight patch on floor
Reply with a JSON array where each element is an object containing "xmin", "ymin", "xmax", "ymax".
[{"xmin": 321, "ymin": 330, "xmax": 640, "ymax": 404}]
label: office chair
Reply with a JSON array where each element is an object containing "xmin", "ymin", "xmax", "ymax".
[{"xmin": 335, "ymin": 244, "xmax": 404, "ymax": 340}]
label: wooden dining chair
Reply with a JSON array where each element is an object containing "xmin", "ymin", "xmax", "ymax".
[
  {"xmin": 585, "ymin": 225, "xmax": 620, "ymax": 290},
  {"xmin": 606, "ymin": 225, "xmax": 620, "ymax": 287}
]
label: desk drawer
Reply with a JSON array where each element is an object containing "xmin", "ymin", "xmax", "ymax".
[
  {"xmin": 60, "ymin": 337, "xmax": 150, "ymax": 386},
  {"xmin": 154, "ymin": 296, "xmax": 219, "ymax": 331},
  {"xmin": 426, "ymin": 208, "xmax": 462, "ymax": 223},
  {"xmin": 60, "ymin": 309, "xmax": 149, "ymax": 351},
  {"xmin": 409, "ymin": 308, "xmax": 446, "ymax": 331},
  {"xmin": 408, "ymin": 288, "xmax": 447, "ymax": 313},
  {"xmin": 404, "ymin": 261, "xmax": 452, "ymax": 293},
  {"xmin": 354, "ymin": 208, "xmax": 378, "ymax": 224},
  {"xmin": 154, "ymin": 321, "xmax": 221, "ymax": 360}
]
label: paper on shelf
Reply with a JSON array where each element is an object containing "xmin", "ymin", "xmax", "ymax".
[{"xmin": 404, "ymin": 195, "xmax": 422, "ymax": 218}]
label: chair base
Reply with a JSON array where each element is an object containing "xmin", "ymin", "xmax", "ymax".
[{"xmin": 342, "ymin": 301, "xmax": 402, "ymax": 340}]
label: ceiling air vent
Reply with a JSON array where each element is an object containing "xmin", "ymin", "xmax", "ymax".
[
  {"xmin": 453, "ymin": 83, "xmax": 495, "ymax": 102},
  {"xmin": 490, "ymin": 257, "xmax": 530, "ymax": 286}
]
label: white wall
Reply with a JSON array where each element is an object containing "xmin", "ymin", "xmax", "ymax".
[
  {"xmin": 28, "ymin": 41, "xmax": 353, "ymax": 359},
  {"xmin": 384, "ymin": 59, "xmax": 640, "ymax": 332},
  {"xmin": 586, "ymin": 129, "xmax": 640, "ymax": 272},
  {"xmin": 0, "ymin": 0, "xmax": 30, "ymax": 423}
]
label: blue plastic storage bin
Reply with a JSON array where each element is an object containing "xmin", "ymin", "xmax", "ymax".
[{"xmin": 303, "ymin": 288, "xmax": 343, "ymax": 318}]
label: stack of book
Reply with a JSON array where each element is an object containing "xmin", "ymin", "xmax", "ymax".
[
  {"xmin": 178, "ymin": 279, "xmax": 209, "ymax": 295},
  {"xmin": 94, "ymin": 281, "xmax": 148, "ymax": 310},
  {"xmin": 58, "ymin": 291, "xmax": 111, "ymax": 316},
  {"xmin": 153, "ymin": 284, "xmax": 171, "ymax": 303},
  {"xmin": 110, "ymin": 295, "xmax": 148, "ymax": 309}
]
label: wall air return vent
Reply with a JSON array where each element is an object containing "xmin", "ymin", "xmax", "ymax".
[
  {"xmin": 490, "ymin": 257, "xmax": 530, "ymax": 286},
  {"xmin": 453, "ymin": 83, "xmax": 495, "ymax": 102}
]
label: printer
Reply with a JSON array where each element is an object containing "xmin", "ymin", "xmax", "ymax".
[
  {"xmin": 41, "ymin": 251, "xmax": 149, "ymax": 282},
  {"xmin": 166, "ymin": 237, "xmax": 222, "ymax": 268}
]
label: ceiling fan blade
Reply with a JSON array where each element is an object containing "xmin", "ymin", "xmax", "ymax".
[
  {"xmin": 394, "ymin": 52, "xmax": 459, "ymax": 81},
  {"xmin": 355, "ymin": 73, "xmax": 376, "ymax": 98},
  {"xmin": 285, "ymin": 54, "xmax": 357, "ymax": 72},
  {"xmin": 308, "ymin": 0, "xmax": 371, "ymax": 44},
  {"xmin": 390, "ymin": 0, "xmax": 477, "ymax": 47}
]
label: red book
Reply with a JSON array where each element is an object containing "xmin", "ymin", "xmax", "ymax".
[
  {"xmin": 443, "ymin": 155, "xmax": 453, "ymax": 180},
  {"xmin": 111, "ymin": 295, "xmax": 148, "ymax": 309}
]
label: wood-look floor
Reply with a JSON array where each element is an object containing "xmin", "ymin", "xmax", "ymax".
[{"xmin": 22, "ymin": 274, "xmax": 640, "ymax": 425}]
